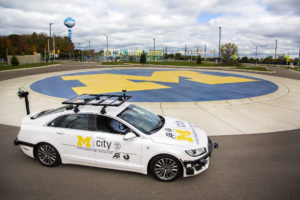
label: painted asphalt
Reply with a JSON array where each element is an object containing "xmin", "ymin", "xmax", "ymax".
[
  {"xmin": 0, "ymin": 63, "xmax": 299, "ymax": 200},
  {"xmin": 30, "ymin": 69, "xmax": 278, "ymax": 102},
  {"xmin": 0, "ymin": 66, "xmax": 299, "ymax": 135}
]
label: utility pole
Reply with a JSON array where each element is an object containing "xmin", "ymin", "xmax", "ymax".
[
  {"xmin": 53, "ymin": 34, "xmax": 56, "ymax": 62},
  {"xmin": 153, "ymin": 38, "xmax": 156, "ymax": 61},
  {"xmin": 255, "ymin": 46, "xmax": 257, "ymax": 65},
  {"xmin": 106, "ymin": 35, "xmax": 108, "ymax": 62},
  {"xmin": 298, "ymin": 48, "xmax": 300, "ymax": 66},
  {"xmin": 274, "ymin": 39, "xmax": 277, "ymax": 66},
  {"xmin": 49, "ymin": 23, "xmax": 53, "ymax": 61},
  {"xmin": 204, "ymin": 44, "xmax": 207, "ymax": 62},
  {"xmin": 6, "ymin": 48, "xmax": 8, "ymax": 64},
  {"xmin": 185, "ymin": 44, "xmax": 187, "ymax": 56},
  {"xmin": 88, "ymin": 40, "xmax": 91, "ymax": 62},
  {"xmin": 219, "ymin": 27, "xmax": 222, "ymax": 62},
  {"xmin": 47, "ymin": 39, "xmax": 50, "ymax": 62}
]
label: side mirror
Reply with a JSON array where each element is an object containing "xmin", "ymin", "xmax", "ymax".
[{"xmin": 123, "ymin": 132, "xmax": 137, "ymax": 141}]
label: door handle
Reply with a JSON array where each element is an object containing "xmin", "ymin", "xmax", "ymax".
[{"xmin": 56, "ymin": 132, "xmax": 65, "ymax": 135}]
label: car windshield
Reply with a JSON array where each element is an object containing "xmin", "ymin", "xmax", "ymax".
[{"xmin": 118, "ymin": 104, "xmax": 165, "ymax": 135}]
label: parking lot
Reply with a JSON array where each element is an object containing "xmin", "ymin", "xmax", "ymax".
[{"xmin": 0, "ymin": 62, "xmax": 299, "ymax": 200}]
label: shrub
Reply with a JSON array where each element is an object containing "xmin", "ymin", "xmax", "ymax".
[
  {"xmin": 11, "ymin": 55, "xmax": 19, "ymax": 66},
  {"xmin": 196, "ymin": 55, "xmax": 202, "ymax": 64},
  {"xmin": 140, "ymin": 51, "xmax": 147, "ymax": 64}
]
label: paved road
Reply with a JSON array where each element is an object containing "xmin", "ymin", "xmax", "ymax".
[
  {"xmin": 1, "ymin": 62, "xmax": 300, "ymax": 200},
  {"xmin": 1, "ymin": 61, "xmax": 300, "ymax": 81},
  {"xmin": 1, "ymin": 124, "xmax": 299, "ymax": 200}
]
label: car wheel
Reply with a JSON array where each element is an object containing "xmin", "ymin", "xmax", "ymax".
[
  {"xmin": 150, "ymin": 155, "xmax": 182, "ymax": 182},
  {"xmin": 35, "ymin": 143, "xmax": 61, "ymax": 167}
]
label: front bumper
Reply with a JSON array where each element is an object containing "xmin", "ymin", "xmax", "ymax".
[{"xmin": 183, "ymin": 137, "xmax": 218, "ymax": 176}]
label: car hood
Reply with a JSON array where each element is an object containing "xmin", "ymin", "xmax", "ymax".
[{"xmin": 151, "ymin": 117, "xmax": 208, "ymax": 149}]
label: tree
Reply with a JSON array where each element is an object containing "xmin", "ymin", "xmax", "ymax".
[
  {"xmin": 0, "ymin": 33, "xmax": 75, "ymax": 61},
  {"xmin": 174, "ymin": 53, "xmax": 182, "ymax": 60},
  {"xmin": 11, "ymin": 54, "xmax": 19, "ymax": 66},
  {"xmin": 241, "ymin": 56, "xmax": 249, "ymax": 63},
  {"xmin": 140, "ymin": 51, "xmax": 147, "ymax": 64},
  {"xmin": 220, "ymin": 43, "xmax": 238, "ymax": 64},
  {"xmin": 196, "ymin": 55, "xmax": 202, "ymax": 64}
]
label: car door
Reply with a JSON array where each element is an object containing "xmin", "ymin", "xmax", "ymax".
[
  {"xmin": 93, "ymin": 115, "xmax": 142, "ymax": 171},
  {"xmin": 48, "ymin": 114, "xmax": 95, "ymax": 165}
]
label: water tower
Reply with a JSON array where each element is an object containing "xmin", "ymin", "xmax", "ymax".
[{"xmin": 64, "ymin": 17, "xmax": 75, "ymax": 40}]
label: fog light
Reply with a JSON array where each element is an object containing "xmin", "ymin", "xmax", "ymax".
[
  {"xmin": 186, "ymin": 167, "xmax": 194, "ymax": 175},
  {"xmin": 194, "ymin": 164, "xmax": 202, "ymax": 171},
  {"xmin": 200, "ymin": 159, "xmax": 207, "ymax": 166}
]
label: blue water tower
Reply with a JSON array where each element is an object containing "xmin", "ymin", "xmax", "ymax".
[{"xmin": 64, "ymin": 17, "xmax": 75, "ymax": 40}]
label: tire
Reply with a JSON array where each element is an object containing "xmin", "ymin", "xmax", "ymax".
[
  {"xmin": 35, "ymin": 143, "xmax": 61, "ymax": 167},
  {"xmin": 150, "ymin": 155, "xmax": 182, "ymax": 182}
]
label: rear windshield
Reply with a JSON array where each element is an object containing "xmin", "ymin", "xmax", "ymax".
[{"xmin": 31, "ymin": 106, "xmax": 68, "ymax": 119}]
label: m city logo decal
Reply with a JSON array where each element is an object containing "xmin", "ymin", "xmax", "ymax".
[
  {"xmin": 175, "ymin": 129, "xmax": 194, "ymax": 143},
  {"xmin": 165, "ymin": 129, "xmax": 194, "ymax": 143},
  {"xmin": 77, "ymin": 135, "xmax": 92, "ymax": 147}
]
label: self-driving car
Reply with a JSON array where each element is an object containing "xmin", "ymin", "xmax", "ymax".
[{"xmin": 14, "ymin": 92, "xmax": 218, "ymax": 181}]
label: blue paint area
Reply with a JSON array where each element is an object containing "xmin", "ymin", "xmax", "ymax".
[{"xmin": 30, "ymin": 69, "xmax": 278, "ymax": 102}]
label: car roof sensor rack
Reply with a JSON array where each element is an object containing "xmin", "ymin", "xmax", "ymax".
[{"xmin": 62, "ymin": 90, "xmax": 131, "ymax": 109}]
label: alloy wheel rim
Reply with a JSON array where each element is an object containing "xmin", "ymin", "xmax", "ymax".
[
  {"xmin": 154, "ymin": 158, "xmax": 178, "ymax": 181},
  {"xmin": 37, "ymin": 144, "xmax": 57, "ymax": 165}
]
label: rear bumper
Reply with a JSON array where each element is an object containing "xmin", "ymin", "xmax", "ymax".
[{"xmin": 183, "ymin": 137, "xmax": 218, "ymax": 176}]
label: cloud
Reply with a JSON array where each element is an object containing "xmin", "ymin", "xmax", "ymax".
[{"xmin": 0, "ymin": 0, "xmax": 299, "ymax": 58}]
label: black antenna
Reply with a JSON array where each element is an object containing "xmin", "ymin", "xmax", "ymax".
[{"xmin": 122, "ymin": 89, "xmax": 127, "ymax": 101}]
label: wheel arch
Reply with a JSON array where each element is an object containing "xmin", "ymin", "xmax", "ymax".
[
  {"xmin": 33, "ymin": 142, "xmax": 61, "ymax": 160},
  {"xmin": 147, "ymin": 153, "xmax": 183, "ymax": 174}
]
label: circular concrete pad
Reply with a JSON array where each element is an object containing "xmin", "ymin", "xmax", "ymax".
[
  {"xmin": 0, "ymin": 67, "xmax": 299, "ymax": 135},
  {"xmin": 30, "ymin": 69, "xmax": 278, "ymax": 102}
]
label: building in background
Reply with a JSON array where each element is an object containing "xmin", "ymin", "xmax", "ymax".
[{"xmin": 102, "ymin": 48, "xmax": 163, "ymax": 62}]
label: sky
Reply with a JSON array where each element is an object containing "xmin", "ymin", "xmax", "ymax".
[{"xmin": 0, "ymin": 0, "xmax": 300, "ymax": 58}]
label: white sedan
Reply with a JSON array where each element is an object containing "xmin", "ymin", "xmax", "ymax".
[{"xmin": 14, "ymin": 94, "xmax": 217, "ymax": 181}]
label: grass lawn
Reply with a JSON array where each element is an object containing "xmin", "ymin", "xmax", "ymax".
[
  {"xmin": 101, "ymin": 62, "xmax": 129, "ymax": 65},
  {"xmin": 233, "ymin": 66, "xmax": 270, "ymax": 71},
  {"xmin": 102, "ymin": 61, "xmax": 217, "ymax": 67},
  {"xmin": 0, "ymin": 62, "xmax": 59, "ymax": 71}
]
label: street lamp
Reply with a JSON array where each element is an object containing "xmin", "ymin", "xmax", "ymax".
[
  {"xmin": 49, "ymin": 23, "xmax": 53, "ymax": 61},
  {"xmin": 153, "ymin": 38, "xmax": 156, "ymax": 61},
  {"xmin": 274, "ymin": 39, "xmax": 277, "ymax": 66},
  {"xmin": 219, "ymin": 27, "xmax": 221, "ymax": 62}
]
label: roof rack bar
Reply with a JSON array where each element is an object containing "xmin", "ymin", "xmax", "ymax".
[{"xmin": 62, "ymin": 92, "xmax": 132, "ymax": 107}]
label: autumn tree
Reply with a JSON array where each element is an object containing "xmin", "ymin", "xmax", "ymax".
[
  {"xmin": 0, "ymin": 33, "xmax": 74, "ymax": 60},
  {"xmin": 220, "ymin": 43, "xmax": 238, "ymax": 64}
]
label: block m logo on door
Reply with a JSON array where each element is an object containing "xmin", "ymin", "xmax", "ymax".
[{"xmin": 77, "ymin": 135, "xmax": 91, "ymax": 147}]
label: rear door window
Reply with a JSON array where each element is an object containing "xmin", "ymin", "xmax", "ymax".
[{"xmin": 48, "ymin": 114, "xmax": 92, "ymax": 131}]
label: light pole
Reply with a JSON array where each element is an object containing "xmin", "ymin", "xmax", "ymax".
[
  {"xmin": 53, "ymin": 34, "xmax": 55, "ymax": 62},
  {"xmin": 219, "ymin": 27, "xmax": 221, "ymax": 62},
  {"xmin": 255, "ymin": 46, "xmax": 258, "ymax": 65},
  {"xmin": 49, "ymin": 23, "xmax": 53, "ymax": 61},
  {"xmin": 106, "ymin": 35, "xmax": 108, "ymax": 62},
  {"xmin": 274, "ymin": 39, "xmax": 277, "ymax": 66},
  {"xmin": 153, "ymin": 38, "xmax": 156, "ymax": 61}
]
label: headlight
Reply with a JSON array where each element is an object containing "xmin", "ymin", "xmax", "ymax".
[{"xmin": 185, "ymin": 148, "xmax": 207, "ymax": 157}]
